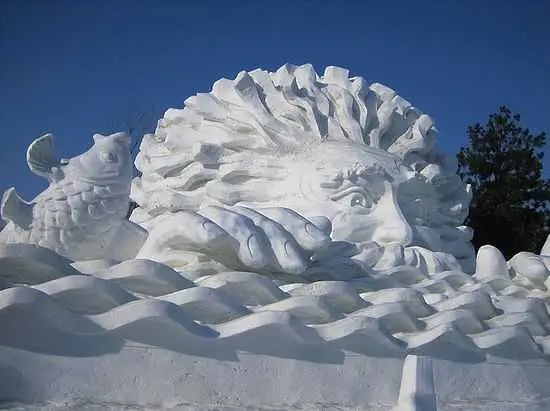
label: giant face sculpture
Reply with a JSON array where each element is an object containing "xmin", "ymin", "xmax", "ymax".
[
  {"xmin": 132, "ymin": 64, "xmax": 474, "ymax": 277},
  {"xmin": 273, "ymin": 142, "xmax": 415, "ymax": 246}
]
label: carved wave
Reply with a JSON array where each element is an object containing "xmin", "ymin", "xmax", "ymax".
[{"xmin": 3, "ymin": 246, "xmax": 550, "ymax": 362}]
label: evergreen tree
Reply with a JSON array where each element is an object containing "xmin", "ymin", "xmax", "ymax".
[{"xmin": 457, "ymin": 106, "xmax": 550, "ymax": 259}]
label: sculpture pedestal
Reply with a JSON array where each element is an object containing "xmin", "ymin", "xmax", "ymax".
[
  {"xmin": 0, "ymin": 344, "xmax": 402, "ymax": 410},
  {"xmin": 3, "ymin": 344, "xmax": 550, "ymax": 410}
]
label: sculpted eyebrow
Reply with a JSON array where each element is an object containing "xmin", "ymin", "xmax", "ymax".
[
  {"xmin": 319, "ymin": 164, "xmax": 390, "ymax": 187},
  {"xmin": 328, "ymin": 186, "xmax": 370, "ymax": 201}
]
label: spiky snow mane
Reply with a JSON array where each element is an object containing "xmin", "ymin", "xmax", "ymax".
[{"xmin": 132, "ymin": 64, "xmax": 470, "ymax": 228}]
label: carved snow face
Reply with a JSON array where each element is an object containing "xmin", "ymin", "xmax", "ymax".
[
  {"xmin": 131, "ymin": 65, "xmax": 475, "ymax": 272},
  {"xmin": 245, "ymin": 141, "xmax": 472, "ymax": 271},
  {"xmin": 283, "ymin": 142, "xmax": 415, "ymax": 247}
]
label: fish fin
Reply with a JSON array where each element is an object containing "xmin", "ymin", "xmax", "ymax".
[
  {"xmin": 1, "ymin": 187, "xmax": 33, "ymax": 229},
  {"xmin": 26, "ymin": 133, "xmax": 61, "ymax": 181}
]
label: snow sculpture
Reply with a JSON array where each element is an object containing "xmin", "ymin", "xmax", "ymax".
[
  {"xmin": 0, "ymin": 132, "xmax": 147, "ymax": 261},
  {"xmin": 3, "ymin": 64, "xmax": 550, "ymax": 410},
  {"xmin": 132, "ymin": 64, "xmax": 475, "ymax": 279}
]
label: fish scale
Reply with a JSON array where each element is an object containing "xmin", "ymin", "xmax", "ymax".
[{"xmin": 0, "ymin": 132, "xmax": 147, "ymax": 261}]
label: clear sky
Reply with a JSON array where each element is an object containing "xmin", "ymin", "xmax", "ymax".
[{"xmin": 1, "ymin": 0, "xmax": 549, "ymax": 199}]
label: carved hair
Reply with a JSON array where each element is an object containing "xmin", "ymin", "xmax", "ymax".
[{"xmin": 133, "ymin": 64, "xmax": 469, "ymax": 226}]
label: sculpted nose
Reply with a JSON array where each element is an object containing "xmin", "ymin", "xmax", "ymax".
[
  {"xmin": 372, "ymin": 184, "xmax": 412, "ymax": 246},
  {"xmin": 373, "ymin": 220, "xmax": 412, "ymax": 246}
]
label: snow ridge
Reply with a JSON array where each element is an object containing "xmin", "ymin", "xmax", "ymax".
[{"xmin": 3, "ymin": 246, "xmax": 550, "ymax": 362}]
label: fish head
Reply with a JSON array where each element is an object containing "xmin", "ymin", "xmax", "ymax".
[{"xmin": 67, "ymin": 132, "xmax": 133, "ymax": 185}]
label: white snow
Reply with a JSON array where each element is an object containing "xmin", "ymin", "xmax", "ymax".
[
  {"xmin": 3, "ymin": 64, "xmax": 550, "ymax": 410},
  {"xmin": 3, "ymin": 246, "xmax": 550, "ymax": 409}
]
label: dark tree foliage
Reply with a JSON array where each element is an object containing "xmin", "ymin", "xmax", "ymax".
[{"xmin": 457, "ymin": 106, "xmax": 550, "ymax": 259}]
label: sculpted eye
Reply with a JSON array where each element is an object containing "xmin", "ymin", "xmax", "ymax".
[
  {"xmin": 99, "ymin": 152, "xmax": 118, "ymax": 163},
  {"xmin": 330, "ymin": 187, "xmax": 375, "ymax": 210},
  {"xmin": 349, "ymin": 192, "xmax": 372, "ymax": 208}
]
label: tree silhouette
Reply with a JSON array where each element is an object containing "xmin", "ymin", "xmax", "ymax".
[
  {"xmin": 102, "ymin": 104, "xmax": 157, "ymax": 219},
  {"xmin": 457, "ymin": 106, "xmax": 550, "ymax": 259}
]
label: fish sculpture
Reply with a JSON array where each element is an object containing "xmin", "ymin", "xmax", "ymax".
[{"xmin": 0, "ymin": 132, "xmax": 147, "ymax": 261}]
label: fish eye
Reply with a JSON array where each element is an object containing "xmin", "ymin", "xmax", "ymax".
[{"xmin": 99, "ymin": 151, "xmax": 118, "ymax": 163}]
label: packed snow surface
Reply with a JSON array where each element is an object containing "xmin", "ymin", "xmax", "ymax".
[
  {"xmin": 3, "ymin": 246, "xmax": 550, "ymax": 361},
  {"xmin": 4, "ymin": 245, "xmax": 550, "ymax": 410}
]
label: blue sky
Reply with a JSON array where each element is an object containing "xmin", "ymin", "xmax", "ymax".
[{"xmin": 1, "ymin": 0, "xmax": 549, "ymax": 199}]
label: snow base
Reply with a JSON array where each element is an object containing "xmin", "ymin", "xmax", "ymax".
[
  {"xmin": 2, "ymin": 344, "xmax": 550, "ymax": 410},
  {"xmin": 0, "ymin": 343, "xmax": 400, "ymax": 410}
]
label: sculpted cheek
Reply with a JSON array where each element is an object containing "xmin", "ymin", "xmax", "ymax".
[
  {"xmin": 411, "ymin": 225, "xmax": 443, "ymax": 251},
  {"xmin": 330, "ymin": 211, "xmax": 379, "ymax": 242}
]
